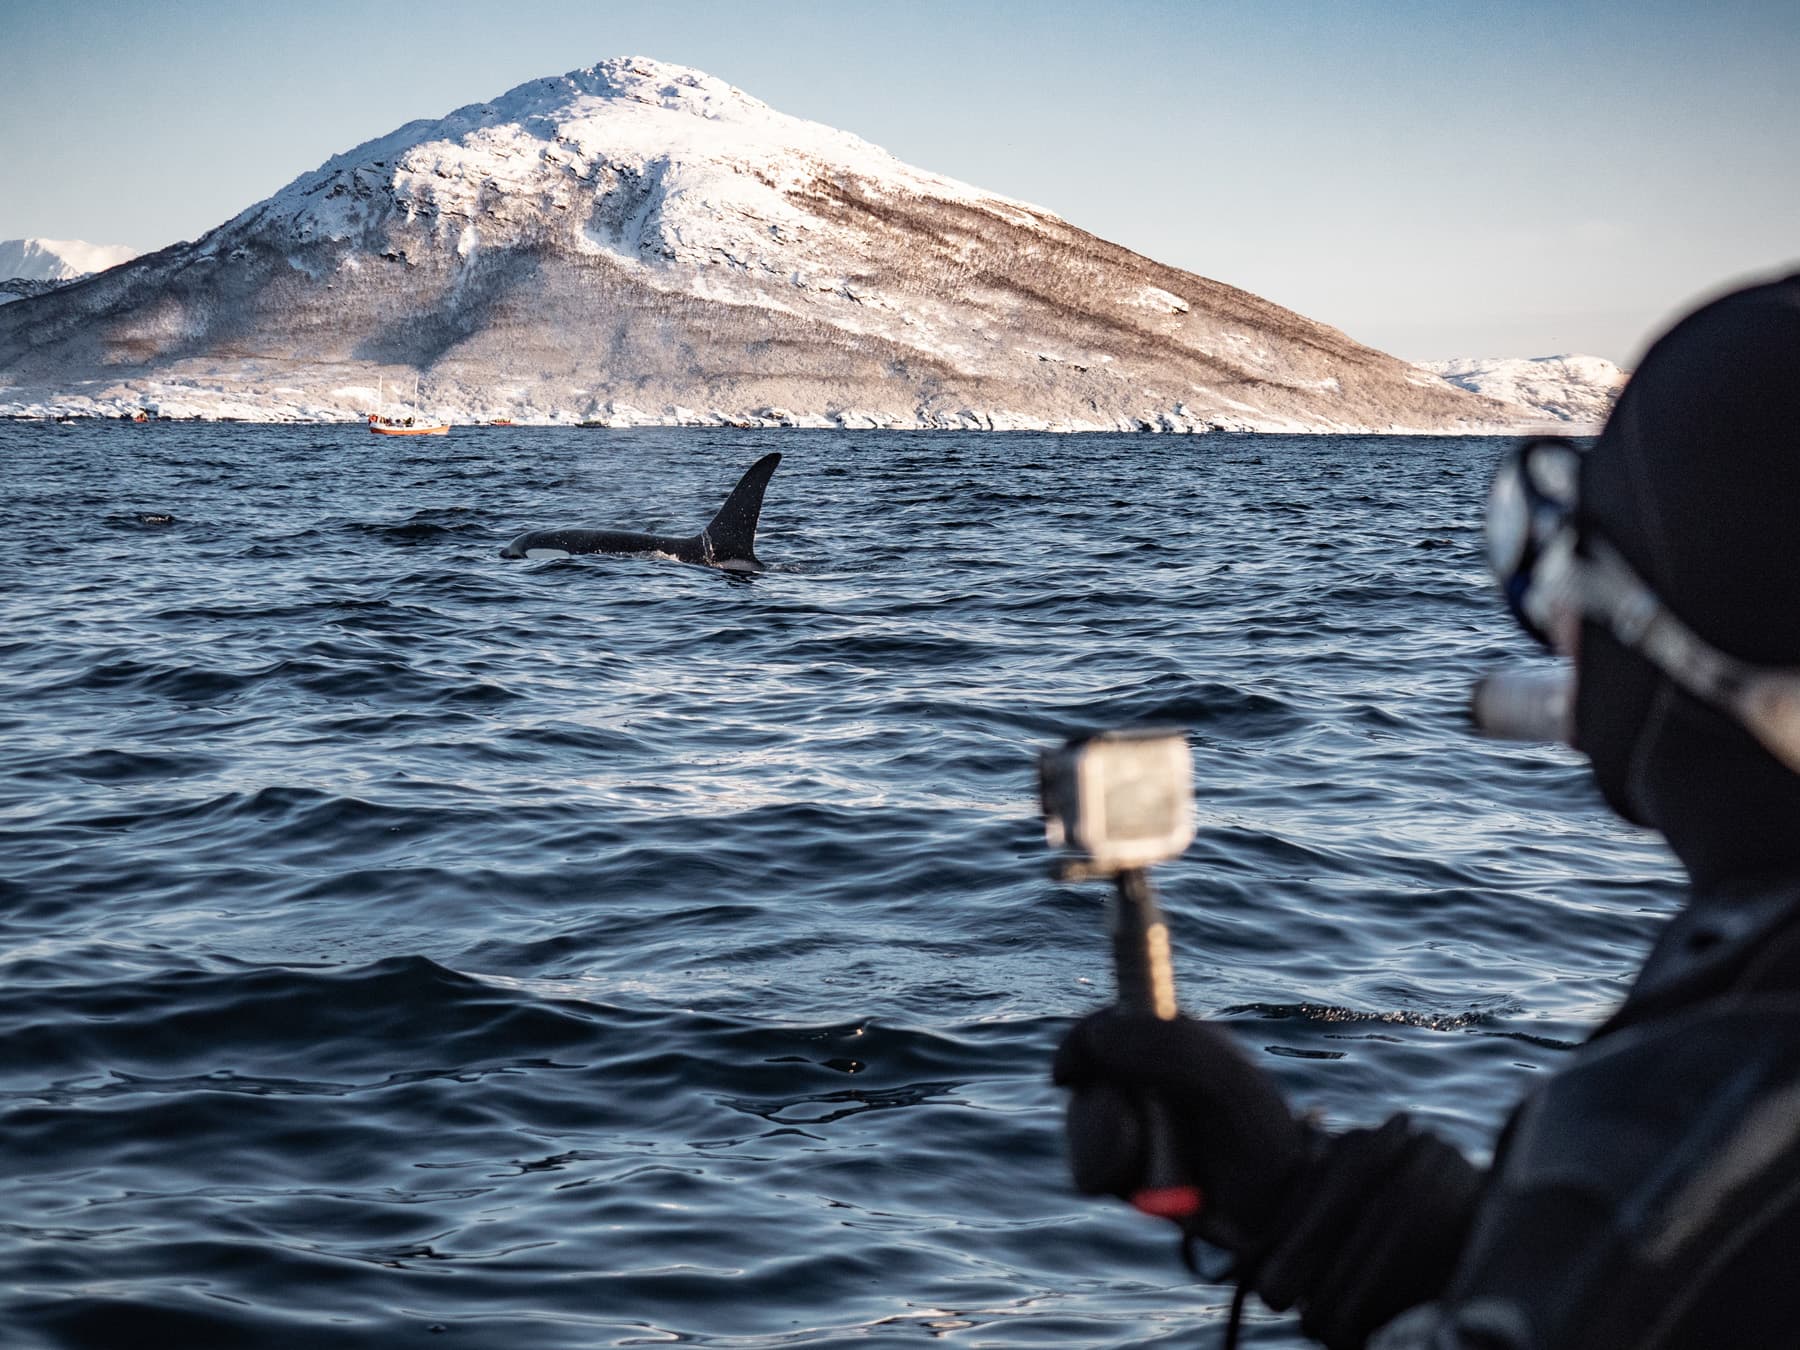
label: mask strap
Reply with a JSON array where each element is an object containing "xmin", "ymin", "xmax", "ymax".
[{"xmin": 1581, "ymin": 541, "xmax": 1800, "ymax": 774}]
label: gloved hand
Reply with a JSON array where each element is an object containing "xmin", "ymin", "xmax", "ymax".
[{"xmin": 1053, "ymin": 1008, "xmax": 1313, "ymax": 1257}]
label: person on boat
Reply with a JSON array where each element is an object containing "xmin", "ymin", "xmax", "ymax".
[{"xmin": 1054, "ymin": 273, "xmax": 1800, "ymax": 1349}]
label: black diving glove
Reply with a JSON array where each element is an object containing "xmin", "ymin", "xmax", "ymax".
[
  {"xmin": 1054, "ymin": 1010, "xmax": 1484, "ymax": 1350},
  {"xmin": 1052, "ymin": 1008, "xmax": 1312, "ymax": 1256}
]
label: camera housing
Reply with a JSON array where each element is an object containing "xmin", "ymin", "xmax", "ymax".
[{"xmin": 1039, "ymin": 728, "xmax": 1194, "ymax": 878}]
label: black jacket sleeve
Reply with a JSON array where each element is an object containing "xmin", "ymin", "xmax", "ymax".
[
  {"xmin": 1235, "ymin": 1115, "xmax": 1483, "ymax": 1349},
  {"xmin": 1246, "ymin": 994, "xmax": 1800, "ymax": 1350},
  {"xmin": 1249, "ymin": 892, "xmax": 1800, "ymax": 1350},
  {"xmin": 1364, "ymin": 994, "xmax": 1800, "ymax": 1350}
]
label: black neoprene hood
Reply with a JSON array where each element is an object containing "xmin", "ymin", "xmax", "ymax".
[{"xmin": 1573, "ymin": 272, "xmax": 1800, "ymax": 889}]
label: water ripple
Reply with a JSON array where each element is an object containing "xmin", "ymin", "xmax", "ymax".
[{"xmin": 0, "ymin": 425, "xmax": 1678, "ymax": 1347}]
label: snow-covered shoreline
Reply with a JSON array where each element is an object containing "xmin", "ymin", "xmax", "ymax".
[
  {"xmin": 0, "ymin": 355, "xmax": 1609, "ymax": 432},
  {"xmin": 0, "ymin": 384, "xmax": 1501, "ymax": 434}
]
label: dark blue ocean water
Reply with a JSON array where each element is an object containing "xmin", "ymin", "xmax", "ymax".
[{"xmin": 0, "ymin": 423, "xmax": 1680, "ymax": 1348}]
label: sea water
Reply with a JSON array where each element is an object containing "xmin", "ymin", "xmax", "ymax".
[{"xmin": 0, "ymin": 423, "xmax": 1679, "ymax": 1347}]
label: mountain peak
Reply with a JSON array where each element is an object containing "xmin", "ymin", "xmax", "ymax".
[
  {"xmin": 498, "ymin": 57, "xmax": 774, "ymax": 122},
  {"xmin": 238, "ymin": 54, "xmax": 1010, "ymax": 281},
  {"xmin": 1, "ymin": 238, "xmax": 141, "ymax": 307},
  {"xmin": 0, "ymin": 238, "xmax": 139, "ymax": 282}
]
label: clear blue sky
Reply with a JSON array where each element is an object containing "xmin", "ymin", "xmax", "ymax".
[{"xmin": 4, "ymin": 0, "xmax": 1796, "ymax": 364}]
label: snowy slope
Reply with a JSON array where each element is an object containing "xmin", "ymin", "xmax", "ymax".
[
  {"xmin": 1418, "ymin": 355, "xmax": 1627, "ymax": 432},
  {"xmin": 0, "ymin": 58, "xmax": 1517, "ymax": 431}
]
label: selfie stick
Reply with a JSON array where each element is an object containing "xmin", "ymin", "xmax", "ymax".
[
  {"xmin": 1040, "ymin": 728, "xmax": 1203, "ymax": 1223},
  {"xmin": 1112, "ymin": 868, "xmax": 1179, "ymax": 1019},
  {"xmin": 1111, "ymin": 867, "xmax": 1203, "ymax": 1221}
]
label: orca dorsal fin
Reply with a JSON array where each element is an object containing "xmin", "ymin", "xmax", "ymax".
[{"xmin": 698, "ymin": 453, "xmax": 781, "ymax": 566}]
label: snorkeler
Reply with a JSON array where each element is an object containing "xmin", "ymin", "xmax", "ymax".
[{"xmin": 1054, "ymin": 272, "xmax": 1800, "ymax": 1349}]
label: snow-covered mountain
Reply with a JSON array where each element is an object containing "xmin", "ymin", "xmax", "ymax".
[
  {"xmin": 1418, "ymin": 354, "xmax": 1628, "ymax": 433},
  {"xmin": 0, "ymin": 238, "xmax": 140, "ymax": 306},
  {"xmin": 0, "ymin": 58, "xmax": 1517, "ymax": 430},
  {"xmin": 0, "ymin": 238, "xmax": 139, "ymax": 281}
]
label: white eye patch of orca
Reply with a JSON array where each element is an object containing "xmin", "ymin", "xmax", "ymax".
[{"xmin": 499, "ymin": 453, "xmax": 780, "ymax": 573}]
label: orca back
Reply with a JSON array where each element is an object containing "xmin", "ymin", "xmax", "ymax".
[{"xmin": 499, "ymin": 452, "xmax": 783, "ymax": 568}]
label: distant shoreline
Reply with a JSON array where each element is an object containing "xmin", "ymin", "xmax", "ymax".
[{"xmin": 1, "ymin": 413, "xmax": 1595, "ymax": 437}]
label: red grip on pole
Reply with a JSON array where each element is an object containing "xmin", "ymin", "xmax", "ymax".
[{"xmin": 1131, "ymin": 1184, "xmax": 1204, "ymax": 1220}]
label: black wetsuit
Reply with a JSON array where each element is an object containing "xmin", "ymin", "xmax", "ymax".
[
  {"xmin": 1262, "ymin": 879, "xmax": 1800, "ymax": 1349},
  {"xmin": 1251, "ymin": 274, "xmax": 1800, "ymax": 1349}
]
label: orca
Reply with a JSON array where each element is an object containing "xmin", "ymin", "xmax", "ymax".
[{"xmin": 499, "ymin": 453, "xmax": 781, "ymax": 572}]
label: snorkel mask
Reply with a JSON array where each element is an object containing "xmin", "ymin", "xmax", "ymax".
[{"xmin": 1473, "ymin": 436, "xmax": 1800, "ymax": 775}]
